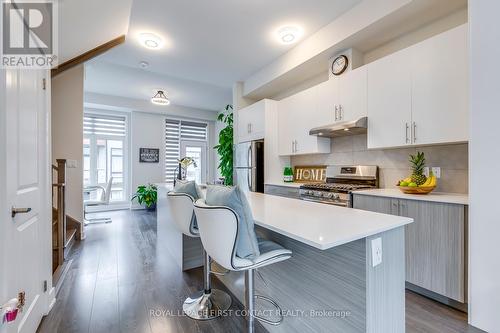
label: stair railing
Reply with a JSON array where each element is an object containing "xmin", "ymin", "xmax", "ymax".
[{"xmin": 52, "ymin": 159, "xmax": 67, "ymax": 269}]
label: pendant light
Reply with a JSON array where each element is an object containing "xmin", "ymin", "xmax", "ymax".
[{"xmin": 151, "ymin": 90, "xmax": 170, "ymax": 105}]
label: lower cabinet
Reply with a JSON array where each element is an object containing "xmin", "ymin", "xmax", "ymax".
[
  {"xmin": 353, "ymin": 194, "xmax": 467, "ymax": 303},
  {"xmin": 264, "ymin": 185, "xmax": 300, "ymax": 199}
]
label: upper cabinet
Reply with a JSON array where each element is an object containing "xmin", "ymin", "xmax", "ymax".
[
  {"xmin": 278, "ymin": 86, "xmax": 330, "ymax": 156},
  {"xmin": 316, "ymin": 67, "xmax": 367, "ymax": 124},
  {"xmin": 367, "ymin": 47, "xmax": 413, "ymax": 149},
  {"xmin": 237, "ymin": 100, "xmax": 267, "ymax": 143},
  {"xmin": 367, "ymin": 24, "xmax": 468, "ymax": 149},
  {"xmin": 338, "ymin": 66, "xmax": 368, "ymax": 122},
  {"xmin": 410, "ymin": 24, "xmax": 468, "ymax": 145}
]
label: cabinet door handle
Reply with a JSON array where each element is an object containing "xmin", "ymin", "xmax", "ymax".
[
  {"xmin": 405, "ymin": 123, "xmax": 410, "ymax": 144},
  {"xmin": 334, "ymin": 105, "xmax": 338, "ymax": 121},
  {"xmin": 339, "ymin": 105, "xmax": 343, "ymax": 120},
  {"xmin": 294, "ymin": 140, "xmax": 298, "ymax": 153},
  {"xmin": 412, "ymin": 122, "xmax": 417, "ymax": 143}
]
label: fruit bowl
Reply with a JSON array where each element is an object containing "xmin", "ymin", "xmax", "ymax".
[{"xmin": 397, "ymin": 185, "xmax": 436, "ymax": 195}]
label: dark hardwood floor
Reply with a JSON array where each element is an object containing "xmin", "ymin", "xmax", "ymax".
[{"xmin": 37, "ymin": 210, "xmax": 483, "ymax": 333}]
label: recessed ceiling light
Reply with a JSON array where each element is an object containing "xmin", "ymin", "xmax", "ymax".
[
  {"xmin": 276, "ymin": 25, "xmax": 303, "ymax": 45},
  {"xmin": 151, "ymin": 90, "xmax": 170, "ymax": 105},
  {"xmin": 139, "ymin": 61, "xmax": 149, "ymax": 69},
  {"xmin": 139, "ymin": 33, "xmax": 163, "ymax": 49}
]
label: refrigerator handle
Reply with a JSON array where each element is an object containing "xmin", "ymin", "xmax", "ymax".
[
  {"xmin": 248, "ymin": 144, "xmax": 253, "ymax": 168},
  {"xmin": 247, "ymin": 168, "xmax": 252, "ymax": 192}
]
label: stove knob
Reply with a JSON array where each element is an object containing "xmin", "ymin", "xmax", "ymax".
[
  {"xmin": 323, "ymin": 192, "xmax": 333, "ymax": 199},
  {"xmin": 332, "ymin": 193, "xmax": 340, "ymax": 200}
]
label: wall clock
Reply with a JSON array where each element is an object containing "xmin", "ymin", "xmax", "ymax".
[{"xmin": 331, "ymin": 55, "xmax": 348, "ymax": 76}]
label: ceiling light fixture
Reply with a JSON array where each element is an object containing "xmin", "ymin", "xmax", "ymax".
[
  {"xmin": 276, "ymin": 25, "xmax": 303, "ymax": 45},
  {"xmin": 139, "ymin": 61, "xmax": 149, "ymax": 69},
  {"xmin": 139, "ymin": 33, "xmax": 163, "ymax": 49},
  {"xmin": 151, "ymin": 90, "xmax": 170, "ymax": 105}
]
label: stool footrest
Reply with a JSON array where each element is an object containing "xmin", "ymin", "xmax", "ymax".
[{"xmin": 252, "ymin": 295, "xmax": 283, "ymax": 326}]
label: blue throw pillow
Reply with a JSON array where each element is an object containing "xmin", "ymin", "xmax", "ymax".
[
  {"xmin": 205, "ymin": 185, "xmax": 260, "ymax": 259},
  {"xmin": 173, "ymin": 180, "xmax": 203, "ymax": 232},
  {"xmin": 173, "ymin": 180, "xmax": 202, "ymax": 200}
]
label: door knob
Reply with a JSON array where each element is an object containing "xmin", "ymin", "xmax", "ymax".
[{"xmin": 11, "ymin": 207, "xmax": 31, "ymax": 218}]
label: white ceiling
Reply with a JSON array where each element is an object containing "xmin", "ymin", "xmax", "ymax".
[
  {"xmin": 58, "ymin": 0, "xmax": 133, "ymax": 63},
  {"xmin": 85, "ymin": 0, "xmax": 362, "ymax": 111}
]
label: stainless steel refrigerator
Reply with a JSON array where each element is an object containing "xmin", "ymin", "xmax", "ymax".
[{"xmin": 234, "ymin": 140, "xmax": 264, "ymax": 193}]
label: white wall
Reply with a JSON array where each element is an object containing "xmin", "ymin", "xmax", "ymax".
[
  {"xmin": 468, "ymin": 1, "xmax": 500, "ymax": 331},
  {"xmin": 129, "ymin": 111, "xmax": 218, "ymax": 208},
  {"xmin": 130, "ymin": 112, "xmax": 166, "ymax": 208},
  {"xmin": 52, "ymin": 65, "xmax": 84, "ymax": 222}
]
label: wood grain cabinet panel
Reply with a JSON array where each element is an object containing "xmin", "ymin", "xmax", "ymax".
[{"xmin": 353, "ymin": 194, "xmax": 466, "ymax": 303}]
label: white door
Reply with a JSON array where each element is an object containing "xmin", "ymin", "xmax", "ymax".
[
  {"xmin": 316, "ymin": 78, "xmax": 339, "ymax": 124},
  {"xmin": 277, "ymin": 94, "xmax": 295, "ymax": 155},
  {"xmin": 338, "ymin": 66, "xmax": 367, "ymax": 122},
  {"xmin": 180, "ymin": 140, "xmax": 208, "ymax": 184},
  {"xmin": 237, "ymin": 101, "xmax": 265, "ymax": 144},
  {"xmin": 0, "ymin": 69, "xmax": 51, "ymax": 333},
  {"xmin": 367, "ymin": 47, "xmax": 413, "ymax": 149},
  {"xmin": 410, "ymin": 24, "xmax": 469, "ymax": 145}
]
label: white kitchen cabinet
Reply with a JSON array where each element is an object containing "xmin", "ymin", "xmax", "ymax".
[
  {"xmin": 338, "ymin": 66, "xmax": 367, "ymax": 122},
  {"xmin": 316, "ymin": 78, "xmax": 338, "ymax": 124},
  {"xmin": 316, "ymin": 67, "xmax": 367, "ymax": 124},
  {"xmin": 278, "ymin": 86, "xmax": 330, "ymax": 156},
  {"xmin": 367, "ymin": 47, "xmax": 413, "ymax": 149},
  {"xmin": 367, "ymin": 24, "xmax": 468, "ymax": 149},
  {"xmin": 237, "ymin": 99, "xmax": 266, "ymax": 143},
  {"xmin": 410, "ymin": 24, "xmax": 468, "ymax": 145}
]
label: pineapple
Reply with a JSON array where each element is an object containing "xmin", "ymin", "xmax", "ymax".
[{"xmin": 409, "ymin": 151, "xmax": 427, "ymax": 185}]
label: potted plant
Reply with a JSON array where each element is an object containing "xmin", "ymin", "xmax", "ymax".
[
  {"xmin": 214, "ymin": 105, "xmax": 233, "ymax": 185},
  {"xmin": 131, "ymin": 183, "xmax": 158, "ymax": 210}
]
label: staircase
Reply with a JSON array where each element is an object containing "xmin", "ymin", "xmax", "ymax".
[{"xmin": 52, "ymin": 159, "xmax": 81, "ymax": 285}]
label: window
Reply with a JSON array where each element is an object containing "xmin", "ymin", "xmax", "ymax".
[
  {"xmin": 83, "ymin": 113, "xmax": 128, "ymax": 202},
  {"xmin": 165, "ymin": 119, "xmax": 208, "ymax": 184}
]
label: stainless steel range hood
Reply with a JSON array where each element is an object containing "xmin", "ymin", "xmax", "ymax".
[{"xmin": 309, "ymin": 117, "xmax": 367, "ymax": 138}]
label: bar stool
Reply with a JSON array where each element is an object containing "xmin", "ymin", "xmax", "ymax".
[
  {"xmin": 167, "ymin": 192, "xmax": 232, "ymax": 320},
  {"xmin": 194, "ymin": 199, "xmax": 292, "ymax": 332}
]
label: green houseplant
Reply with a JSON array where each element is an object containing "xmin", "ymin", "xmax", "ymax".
[
  {"xmin": 131, "ymin": 184, "xmax": 158, "ymax": 210},
  {"xmin": 214, "ymin": 104, "xmax": 233, "ymax": 185}
]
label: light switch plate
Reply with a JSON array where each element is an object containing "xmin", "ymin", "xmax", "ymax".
[
  {"xmin": 431, "ymin": 167, "xmax": 441, "ymax": 178},
  {"xmin": 66, "ymin": 159, "xmax": 78, "ymax": 168},
  {"xmin": 371, "ymin": 237, "xmax": 382, "ymax": 267}
]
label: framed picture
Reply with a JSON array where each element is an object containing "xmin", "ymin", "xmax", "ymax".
[{"xmin": 139, "ymin": 148, "xmax": 159, "ymax": 163}]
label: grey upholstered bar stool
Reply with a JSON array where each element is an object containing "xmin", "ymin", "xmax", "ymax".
[
  {"xmin": 194, "ymin": 199, "xmax": 292, "ymax": 333},
  {"xmin": 167, "ymin": 192, "xmax": 231, "ymax": 320}
]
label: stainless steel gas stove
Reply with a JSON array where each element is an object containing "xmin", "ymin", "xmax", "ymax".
[{"xmin": 299, "ymin": 165, "xmax": 378, "ymax": 207}]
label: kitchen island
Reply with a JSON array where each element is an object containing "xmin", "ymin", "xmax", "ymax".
[{"xmin": 157, "ymin": 186, "xmax": 413, "ymax": 333}]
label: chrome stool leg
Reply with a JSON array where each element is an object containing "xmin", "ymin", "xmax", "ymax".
[
  {"xmin": 245, "ymin": 269, "xmax": 284, "ymax": 332},
  {"xmin": 183, "ymin": 250, "xmax": 232, "ymax": 320}
]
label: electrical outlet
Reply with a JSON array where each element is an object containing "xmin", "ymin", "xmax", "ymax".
[
  {"xmin": 423, "ymin": 167, "xmax": 430, "ymax": 177},
  {"xmin": 431, "ymin": 167, "xmax": 441, "ymax": 178},
  {"xmin": 371, "ymin": 237, "xmax": 382, "ymax": 267}
]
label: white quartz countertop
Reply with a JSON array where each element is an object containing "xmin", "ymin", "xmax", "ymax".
[
  {"xmin": 246, "ymin": 192, "xmax": 413, "ymax": 250},
  {"xmin": 353, "ymin": 188, "xmax": 469, "ymax": 205},
  {"xmin": 264, "ymin": 182, "xmax": 304, "ymax": 188}
]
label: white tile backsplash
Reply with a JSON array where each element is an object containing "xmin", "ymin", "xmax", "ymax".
[{"xmin": 291, "ymin": 134, "xmax": 468, "ymax": 194}]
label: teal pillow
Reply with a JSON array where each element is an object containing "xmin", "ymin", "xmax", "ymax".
[
  {"xmin": 173, "ymin": 180, "xmax": 202, "ymax": 200},
  {"xmin": 205, "ymin": 185, "xmax": 260, "ymax": 259}
]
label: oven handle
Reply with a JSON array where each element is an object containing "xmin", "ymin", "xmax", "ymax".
[{"xmin": 299, "ymin": 196, "xmax": 349, "ymax": 207}]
